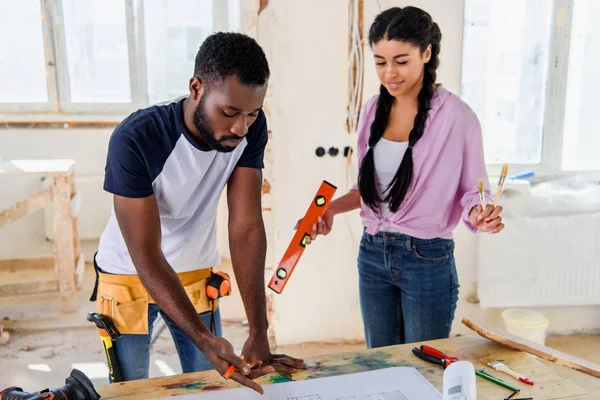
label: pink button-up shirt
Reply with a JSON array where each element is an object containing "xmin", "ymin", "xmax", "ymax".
[{"xmin": 351, "ymin": 84, "xmax": 492, "ymax": 239}]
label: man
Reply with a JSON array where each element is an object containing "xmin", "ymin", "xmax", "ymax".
[{"xmin": 92, "ymin": 32, "xmax": 304, "ymax": 394}]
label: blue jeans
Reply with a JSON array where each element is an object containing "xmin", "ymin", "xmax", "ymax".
[
  {"xmin": 357, "ymin": 231, "xmax": 459, "ymax": 348},
  {"xmin": 112, "ymin": 304, "xmax": 222, "ymax": 381}
]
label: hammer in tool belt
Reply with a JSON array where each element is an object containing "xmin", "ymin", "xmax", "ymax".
[{"xmin": 87, "ymin": 312, "xmax": 123, "ymax": 383}]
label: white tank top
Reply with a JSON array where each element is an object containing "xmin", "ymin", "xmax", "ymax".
[{"xmin": 373, "ymin": 137, "xmax": 409, "ymax": 231}]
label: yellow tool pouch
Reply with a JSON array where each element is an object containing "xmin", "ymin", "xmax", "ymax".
[{"xmin": 94, "ymin": 266, "xmax": 216, "ymax": 335}]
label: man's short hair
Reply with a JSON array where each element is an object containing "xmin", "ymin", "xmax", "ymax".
[{"xmin": 193, "ymin": 32, "xmax": 270, "ymax": 89}]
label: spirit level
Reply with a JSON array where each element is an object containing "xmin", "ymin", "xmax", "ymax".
[{"xmin": 268, "ymin": 180, "xmax": 337, "ymax": 294}]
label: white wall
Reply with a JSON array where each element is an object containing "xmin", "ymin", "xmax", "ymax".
[{"xmin": 254, "ymin": 0, "xmax": 364, "ymax": 344}]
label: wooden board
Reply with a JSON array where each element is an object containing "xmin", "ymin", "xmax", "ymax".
[
  {"xmin": 462, "ymin": 317, "xmax": 600, "ymax": 379},
  {"xmin": 0, "ymin": 159, "xmax": 74, "ymax": 175},
  {"xmin": 0, "ymin": 278, "xmax": 59, "ymax": 297},
  {"xmin": 51, "ymin": 174, "xmax": 77, "ymax": 313},
  {"xmin": 96, "ymin": 335, "xmax": 600, "ymax": 400},
  {"xmin": 0, "ymin": 187, "xmax": 52, "ymax": 229},
  {"xmin": 69, "ymin": 171, "xmax": 81, "ymax": 280},
  {"xmin": 0, "ymin": 258, "xmax": 54, "ymax": 270}
]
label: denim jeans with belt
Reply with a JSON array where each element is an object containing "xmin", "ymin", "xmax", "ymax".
[
  {"xmin": 357, "ymin": 230, "xmax": 460, "ymax": 348},
  {"xmin": 112, "ymin": 305, "xmax": 222, "ymax": 381}
]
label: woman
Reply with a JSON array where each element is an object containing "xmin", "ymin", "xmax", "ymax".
[{"xmin": 300, "ymin": 6, "xmax": 504, "ymax": 348}]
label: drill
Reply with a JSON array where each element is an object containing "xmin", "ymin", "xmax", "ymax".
[{"xmin": 0, "ymin": 369, "xmax": 100, "ymax": 400}]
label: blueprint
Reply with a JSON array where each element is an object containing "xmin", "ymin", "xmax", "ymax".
[{"xmin": 158, "ymin": 367, "xmax": 442, "ymax": 400}]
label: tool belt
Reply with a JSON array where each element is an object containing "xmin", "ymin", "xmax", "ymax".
[{"xmin": 90, "ymin": 256, "xmax": 217, "ymax": 335}]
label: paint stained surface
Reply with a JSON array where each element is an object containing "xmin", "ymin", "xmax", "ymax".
[
  {"xmin": 162, "ymin": 381, "xmax": 206, "ymax": 391},
  {"xmin": 263, "ymin": 351, "xmax": 407, "ymax": 385},
  {"xmin": 97, "ymin": 337, "xmax": 592, "ymax": 400}
]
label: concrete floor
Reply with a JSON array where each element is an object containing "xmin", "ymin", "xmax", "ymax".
[{"xmin": 1, "ymin": 262, "xmax": 599, "ymax": 392}]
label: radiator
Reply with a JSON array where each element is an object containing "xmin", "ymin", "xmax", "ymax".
[{"xmin": 477, "ymin": 204, "xmax": 600, "ymax": 308}]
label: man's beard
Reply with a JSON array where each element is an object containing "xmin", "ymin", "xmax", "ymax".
[{"xmin": 192, "ymin": 95, "xmax": 240, "ymax": 153}]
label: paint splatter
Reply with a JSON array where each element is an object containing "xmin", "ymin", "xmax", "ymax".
[
  {"xmin": 303, "ymin": 351, "xmax": 410, "ymax": 380},
  {"xmin": 352, "ymin": 351, "xmax": 394, "ymax": 369},
  {"xmin": 268, "ymin": 372, "xmax": 295, "ymax": 384},
  {"xmin": 162, "ymin": 381, "xmax": 205, "ymax": 390},
  {"xmin": 202, "ymin": 385, "xmax": 225, "ymax": 391}
]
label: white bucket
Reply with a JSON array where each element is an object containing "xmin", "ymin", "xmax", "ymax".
[{"xmin": 501, "ymin": 309, "xmax": 549, "ymax": 345}]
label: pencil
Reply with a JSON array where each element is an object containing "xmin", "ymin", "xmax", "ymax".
[
  {"xmin": 493, "ymin": 163, "xmax": 509, "ymax": 207},
  {"xmin": 475, "ymin": 370, "xmax": 520, "ymax": 392},
  {"xmin": 224, "ymin": 355, "xmax": 244, "ymax": 379}
]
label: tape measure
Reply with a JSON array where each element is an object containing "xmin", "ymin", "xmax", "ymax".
[
  {"xmin": 207, "ymin": 271, "xmax": 231, "ymax": 300},
  {"xmin": 206, "ymin": 271, "xmax": 232, "ymax": 335}
]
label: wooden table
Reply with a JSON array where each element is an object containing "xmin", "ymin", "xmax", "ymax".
[
  {"xmin": 97, "ymin": 335, "xmax": 600, "ymax": 400},
  {"xmin": 0, "ymin": 159, "xmax": 82, "ymax": 313}
]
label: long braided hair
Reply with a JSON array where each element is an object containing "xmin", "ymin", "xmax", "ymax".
[{"xmin": 358, "ymin": 7, "xmax": 442, "ymax": 213}]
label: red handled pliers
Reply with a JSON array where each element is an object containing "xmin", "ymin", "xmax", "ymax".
[{"xmin": 412, "ymin": 345, "xmax": 459, "ymax": 369}]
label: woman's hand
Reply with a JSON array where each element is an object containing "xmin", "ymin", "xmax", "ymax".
[
  {"xmin": 469, "ymin": 204, "xmax": 504, "ymax": 234},
  {"xmin": 293, "ymin": 209, "xmax": 335, "ymax": 245}
]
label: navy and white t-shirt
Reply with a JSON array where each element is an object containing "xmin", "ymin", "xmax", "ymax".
[{"xmin": 96, "ymin": 97, "xmax": 268, "ymax": 274}]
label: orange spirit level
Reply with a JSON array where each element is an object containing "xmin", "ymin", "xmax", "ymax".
[{"xmin": 268, "ymin": 180, "xmax": 337, "ymax": 294}]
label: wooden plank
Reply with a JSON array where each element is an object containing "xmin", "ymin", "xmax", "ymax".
[
  {"xmin": 75, "ymin": 254, "xmax": 85, "ymax": 288},
  {"xmin": 52, "ymin": 174, "xmax": 77, "ymax": 313},
  {"xmin": 0, "ymin": 257, "xmax": 54, "ymax": 270},
  {"xmin": 96, "ymin": 335, "xmax": 596, "ymax": 400},
  {"xmin": 0, "ymin": 187, "xmax": 52, "ymax": 229},
  {"xmin": 68, "ymin": 170, "xmax": 81, "ymax": 277},
  {"xmin": 0, "ymin": 279, "xmax": 59, "ymax": 297},
  {"xmin": 462, "ymin": 317, "xmax": 600, "ymax": 379}
]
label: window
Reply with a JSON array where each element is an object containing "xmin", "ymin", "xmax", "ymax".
[
  {"xmin": 462, "ymin": 0, "xmax": 552, "ymax": 166},
  {"xmin": 143, "ymin": 0, "xmax": 214, "ymax": 104},
  {"xmin": 562, "ymin": 0, "xmax": 600, "ymax": 171},
  {"xmin": 0, "ymin": 0, "xmax": 241, "ymax": 114},
  {"xmin": 62, "ymin": 0, "xmax": 132, "ymax": 104},
  {"xmin": 462, "ymin": 0, "xmax": 600, "ymax": 172},
  {"xmin": 0, "ymin": 0, "xmax": 49, "ymax": 106}
]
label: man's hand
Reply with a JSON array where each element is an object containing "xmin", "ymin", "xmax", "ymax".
[
  {"xmin": 241, "ymin": 332, "xmax": 306, "ymax": 378},
  {"xmin": 200, "ymin": 335, "xmax": 269, "ymax": 394},
  {"xmin": 469, "ymin": 204, "xmax": 505, "ymax": 234}
]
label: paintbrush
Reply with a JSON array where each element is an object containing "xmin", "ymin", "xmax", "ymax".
[
  {"xmin": 488, "ymin": 361, "xmax": 534, "ymax": 385},
  {"xmin": 477, "ymin": 179, "xmax": 486, "ymax": 209},
  {"xmin": 493, "ymin": 163, "xmax": 509, "ymax": 207}
]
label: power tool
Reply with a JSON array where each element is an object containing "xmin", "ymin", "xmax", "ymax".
[{"xmin": 0, "ymin": 368, "xmax": 100, "ymax": 400}]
